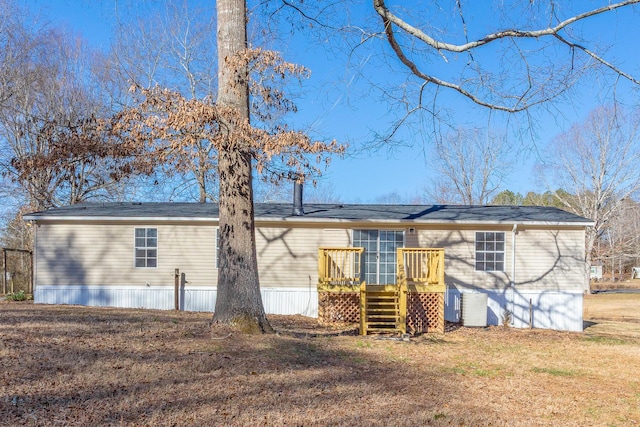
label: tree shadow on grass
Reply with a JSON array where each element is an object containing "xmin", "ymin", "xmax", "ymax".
[{"xmin": 0, "ymin": 304, "xmax": 512, "ymax": 426}]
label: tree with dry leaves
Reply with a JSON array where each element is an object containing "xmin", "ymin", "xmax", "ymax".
[
  {"xmin": 0, "ymin": 0, "xmax": 143, "ymax": 212},
  {"xmin": 214, "ymin": 0, "xmax": 342, "ymax": 331},
  {"xmin": 1, "ymin": 31, "xmax": 144, "ymax": 209},
  {"xmin": 111, "ymin": 6, "xmax": 342, "ymax": 331}
]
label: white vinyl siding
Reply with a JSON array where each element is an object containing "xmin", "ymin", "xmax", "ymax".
[
  {"xmin": 416, "ymin": 225, "xmax": 586, "ymax": 292},
  {"xmin": 514, "ymin": 227, "xmax": 587, "ymax": 291},
  {"xmin": 35, "ymin": 222, "xmax": 218, "ymax": 288},
  {"xmin": 255, "ymin": 226, "xmax": 350, "ymax": 288}
]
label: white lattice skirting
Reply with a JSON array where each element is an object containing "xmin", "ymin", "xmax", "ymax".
[{"xmin": 35, "ymin": 284, "xmax": 584, "ymax": 331}]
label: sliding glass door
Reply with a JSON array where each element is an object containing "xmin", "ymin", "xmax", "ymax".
[{"xmin": 353, "ymin": 230, "xmax": 404, "ymax": 284}]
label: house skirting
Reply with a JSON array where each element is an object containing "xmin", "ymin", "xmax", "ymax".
[
  {"xmin": 318, "ymin": 291, "xmax": 445, "ymax": 334},
  {"xmin": 445, "ymin": 286, "xmax": 584, "ymax": 332},
  {"xmin": 34, "ymin": 285, "xmax": 319, "ymax": 317},
  {"xmin": 34, "ymin": 285, "xmax": 583, "ymax": 332}
]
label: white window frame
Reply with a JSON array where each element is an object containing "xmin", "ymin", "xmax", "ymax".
[
  {"xmin": 352, "ymin": 229, "xmax": 405, "ymax": 285},
  {"xmin": 475, "ymin": 231, "xmax": 505, "ymax": 272},
  {"xmin": 134, "ymin": 227, "xmax": 158, "ymax": 268},
  {"xmin": 215, "ymin": 228, "xmax": 220, "ymax": 269}
]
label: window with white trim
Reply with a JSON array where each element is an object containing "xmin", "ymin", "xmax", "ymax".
[
  {"xmin": 216, "ymin": 228, "xmax": 220, "ymax": 268},
  {"xmin": 353, "ymin": 230, "xmax": 404, "ymax": 284},
  {"xmin": 475, "ymin": 231, "xmax": 505, "ymax": 271},
  {"xmin": 135, "ymin": 228, "xmax": 157, "ymax": 268}
]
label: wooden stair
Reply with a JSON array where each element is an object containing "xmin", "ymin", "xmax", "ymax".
[
  {"xmin": 319, "ymin": 247, "xmax": 445, "ymax": 336},
  {"xmin": 360, "ymin": 284, "xmax": 406, "ymax": 335}
]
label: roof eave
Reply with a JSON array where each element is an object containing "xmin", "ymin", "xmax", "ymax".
[{"xmin": 23, "ymin": 214, "xmax": 594, "ymax": 227}]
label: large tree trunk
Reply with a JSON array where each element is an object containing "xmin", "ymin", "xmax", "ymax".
[{"xmin": 213, "ymin": 0, "xmax": 272, "ymax": 333}]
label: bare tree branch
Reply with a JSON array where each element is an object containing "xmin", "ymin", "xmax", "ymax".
[
  {"xmin": 374, "ymin": 0, "xmax": 639, "ymax": 54},
  {"xmin": 373, "ymin": 0, "xmax": 640, "ymax": 112}
]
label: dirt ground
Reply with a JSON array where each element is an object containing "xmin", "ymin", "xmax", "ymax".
[{"xmin": 1, "ymin": 296, "xmax": 639, "ymax": 426}]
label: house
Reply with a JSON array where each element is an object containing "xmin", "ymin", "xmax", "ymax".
[{"xmin": 24, "ymin": 201, "xmax": 593, "ymax": 332}]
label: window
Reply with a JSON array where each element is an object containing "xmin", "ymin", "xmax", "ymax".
[
  {"xmin": 353, "ymin": 230, "xmax": 404, "ymax": 284},
  {"xmin": 475, "ymin": 232, "xmax": 505, "ymax": 271},
  {"xmin": 135, "ymin": 228, "xmax": 157, "ymax": 268},
  {"xmin": 216, "ymin": 228, "xmax": 220, "ymax": 268}
]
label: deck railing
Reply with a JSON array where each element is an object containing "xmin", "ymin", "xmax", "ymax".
[
  {"xmin": 318, "ymin": 247, "xmax": 364, "ymax": 287},
  {"xmin": 319, "ymin": 247, "xmax": 445, "ymax": 335},
  {"xmin": 397, "ymin": 248, "xmax": 445, "ymax": 290},
  {"xmin": 318, "ymin": 247, "xmax": 445, "ymax": 289}
]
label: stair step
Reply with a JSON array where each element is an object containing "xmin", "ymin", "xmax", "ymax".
[{"xmin": 362, "ymin": 286, "xmax": 405, "ymax": 335}]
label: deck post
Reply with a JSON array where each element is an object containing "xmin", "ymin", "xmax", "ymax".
[
  {"xmin": 397, "ymin": 249, "xmax": 407, "ymax": 334},
  {"xmin": 174, "ymin": 268, "xmax": 179, "ymax": 310},
  {"xmin": 359, "ymin": 281, "xmax": 366, "ymax": 335},
  {"xmin": 2, "ymin": 249, "xmax": 6, "ymax": 295}
]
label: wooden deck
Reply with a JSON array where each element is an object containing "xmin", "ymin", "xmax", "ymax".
[{"xmin": 318, "ymin": 247, "xmax": 446, "ymax": 335}]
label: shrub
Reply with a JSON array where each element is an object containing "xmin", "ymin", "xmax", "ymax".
[{"xmin": 6, "ymin": 290, "xmax": 29, "ymax": 301}]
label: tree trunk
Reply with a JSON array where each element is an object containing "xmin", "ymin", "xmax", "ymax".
[{"xmin": 213, "ymin": 0, "xmax": 272, "ymax": 333}]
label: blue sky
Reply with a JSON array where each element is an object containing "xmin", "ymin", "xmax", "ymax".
[{"xmin": 24, "ymin": 0, "xmax": 640, "ymax": 203}]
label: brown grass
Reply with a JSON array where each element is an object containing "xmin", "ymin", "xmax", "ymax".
[
  {"xmin": 590, "ymin": 278, "xmax": 640, "ymax": 291},
  {"xmin": 1, "ymin": 297, "xmax": 639, "ymax": 426}
]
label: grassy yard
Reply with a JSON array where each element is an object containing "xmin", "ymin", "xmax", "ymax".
[{"xmin": 1, "ymin": 295, "xmax": 639, "ymax": 426}]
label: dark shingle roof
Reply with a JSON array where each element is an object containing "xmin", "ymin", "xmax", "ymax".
[{"xmin": 24, "ymin": 202, "xmax": 593, "ymax": 226}]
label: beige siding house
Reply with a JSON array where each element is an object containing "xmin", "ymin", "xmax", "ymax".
[{"xmin": 25, "ymin": 202, "xmax": 592, "ymax": 332}]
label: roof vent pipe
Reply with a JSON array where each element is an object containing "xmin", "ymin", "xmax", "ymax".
[{"xmin": 293, "ymin": 180, "xmax": 304, "ymax": 216}]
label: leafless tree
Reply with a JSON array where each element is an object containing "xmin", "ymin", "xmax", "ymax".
[
  {"xmin": 541, "ymin": 105, "xmax": 640, "ymax": 266},
  {"xmin": 107, "ymin": 1, "xmax": 219, "ymax": 202},
  {"xmin": 425, "ymin": 128, "xmax": 511, "ymax": 204},
  {"xmin": 372, "ymin": 0, "xmax": 640, "ymax": 120},
  {"xmin": 0, "ymin": 24, "xmax": 136, "ymax": 210},
  {"xmin": 270, "ymin": 1, "xmax": 640, "ymax": 148},
  {"xmin": 0, "ymin": 0, "xmax": 45, "ymax": 207},
  {"xmin": 599, "ymin": 199, "xmax": 640, "ymax": 281}
]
